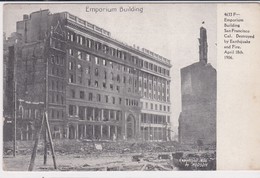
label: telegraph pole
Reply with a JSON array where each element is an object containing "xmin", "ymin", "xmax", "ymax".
[
  {"xmin": 13, "ymin": 81, "xmax": 17, "ymax": 157},
  {"xmin": 13, "ymin": 43, "xmax": 17, "ymax": 157},
  {"xmin": 43, "ymin": 44, "xmax": 49, "ymax": 165},
  {"xmin": 28, "ymin": 38, "xmax": 57, "ymax": 171}
]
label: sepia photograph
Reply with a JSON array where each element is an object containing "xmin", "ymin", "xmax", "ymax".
[{"xmin": 3, "ymin": 3, "xmax": 218, "ymax": 171}]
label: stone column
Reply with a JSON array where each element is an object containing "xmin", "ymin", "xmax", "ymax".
[
  {"xmin": 108, "ymin": 110, "xmax": 111, "ymax": 120},
  {"xmin": 168, "ymin": 81, "xmax": 170, "ymax": 102},
  {"xmin": 163, "ymin": 127, "xmax": 167, "ymax": 141},
  {"xmin": 161, "ymin": 128, "xmax": 163, "ymax": 141},
  {"xmin": 74, "ymin": 125, "xmax": 77, "ymax": 139},
  {"xmin": 81, "ymin": 125, "xmax": 84, "ymax": 138},
  {"xmin": 99, "ymin": 109, "xmax": 101, "ymax": 121},
  {"xmin": 165, "ymin": 81, "xmax": 168, "ymax": 101},
  {"xmin": 157, "ymin": 128, "xmax": 159, "ymax": 141},
  {"xmin": 92, "ymin": 108, "xmax": 95, "ymax": 121},
  {"xmin": 124, "ymin": 112, "xmax": 127, "ymax": 140},
  {"xmin": 26, "ymin": 124, "xmax": 29, "ymax": 140},
  {"xmin": 93, "ymin": 125, "xmax": 95, "ymax": 139},
  {"xmin": 148, "ymin": 127, "xmax": 151, "ymax": 141},
  {"xmin": 84, "ymin": 125, "xmax": 87, "ymax": 138},
  {"xmin": 77, "ymin": 124, "xmax": 80, "ymax": 139},
  {"xmin": 137, "ymin": 114, "xmax": 141, "ymax": 140},
  {"xmin": 153, "ymin": 127, "xmax": 156, "ymax": 141},
  {"xmin": 100, "ymin": 125, "xmax": 103, "ymax": 139},
  {"xmin": 142, "ymin": 74, "xmax": 144, "ymax": 95},
  {"xmin": 152, "ymin": 127, "xmax": 155, "ymax": 141},
  {"xmin": 66, "ymin": 126, "xmax": 69, "ymax": 139},
  {"xmin": 101, "ymin": 109, "xmax": 104, "ymax": 121},
  {"xmin": 114, "ymin": 110, "xmax": 117, "ymax": 120},
  {"xmin": 80, "ymin": 125, "xmax": 83, "ymax": 139},
  {"xmin": 85, "ymin": 107, "xmax": 87, "ymax": 120},
  {"xmin": 115, "ymin": 126, "xmax": 118, "ymax": 138},
  {"xmin": 108, "ymin": 125, "xmax": 111, "ymax": 139},
  {"xmin": 152, "ymin": 77, "xmax": 154, "ymax": 99},
  {"xmin": 144, "ymin": 127, "xmax": 147, "ymax": 141},
  {"xmin": 141, "ymin": 127, "xmax": 143, "ymax": 141},
  {"xmin": 144, "ymin": 127, "xmax": 146, "ymax": 141},
  {"xmin": 76, "ymin": 106, "xmax": 79, "ymax": 116},
  {"xmin": 150, "ymin": 127, "xmax": 152, "ymax": 141}
]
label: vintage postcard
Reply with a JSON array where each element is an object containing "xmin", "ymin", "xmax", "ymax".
[{"xmin": 1, "ymin": 2, "xmax": 259, "ymax": 177}]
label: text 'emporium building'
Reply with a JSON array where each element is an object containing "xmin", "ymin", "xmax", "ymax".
[{"xmin": 3, "ymin": 10, "xmax": 172, "ymax": 142}]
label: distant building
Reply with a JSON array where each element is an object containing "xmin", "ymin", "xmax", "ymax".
[
  {"xmin": 3, "ymin": 32, "xmax": 22, "ymax": 141},
  {"xmin": 3, "ymin": 10, "xmax": 172, "ymax": 142},
  {"xmin": 178, "ymin": 26, "xmax": 216, "ymax": 145}
]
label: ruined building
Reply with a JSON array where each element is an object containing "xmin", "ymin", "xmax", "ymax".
[
  {"xmin": 178, "ymin": 26, "xmax": 216, "ymax": 145},
  {"xmin": 3, "ymin": 10, "xmax": 172, "ymax": 141}
]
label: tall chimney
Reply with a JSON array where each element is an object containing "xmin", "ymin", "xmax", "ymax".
[{"xmin": 199, "ymin": 27, "xmax": 208, "ymax": 64}]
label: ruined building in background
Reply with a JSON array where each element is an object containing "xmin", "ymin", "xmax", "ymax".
[
  {"xmin": 178, "ymin": 26, "xmax": 216, "ymax": 145},
  {"xmin": 3, "ymin": 10, "xmax": 172, "ymax": 142}
]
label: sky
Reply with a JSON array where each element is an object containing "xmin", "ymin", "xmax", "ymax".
[{"xmin": 3, "ymin": 3, "xmax": 217, "ymax": 135}]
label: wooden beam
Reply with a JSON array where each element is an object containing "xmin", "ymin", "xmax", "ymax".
[
  {"xmin": 45, "ymin": 112, "xmax": 57, "ymax": 169},
  {"xmin": 28, "ymin": 115, "xmax": 45, "ymax": 171}
]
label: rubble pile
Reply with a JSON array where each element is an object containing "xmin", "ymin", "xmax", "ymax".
[
  {"xmin": 3, "ymin": 140, "xmax": 179, "ymax": 156},
  {"xmin": 101, "ymin": 141, "xmax": 178, "ymax": 154},
  {"xmin": 4, "ymin": 140, "xmax": 36, "ymax": 155},
  {"xmin": 3, "ymin": 140, "xmax": 216, "ymax": 171},
  {"xmin": 53, "ymin": 140, "xmax": 95, "ymax": 155}
]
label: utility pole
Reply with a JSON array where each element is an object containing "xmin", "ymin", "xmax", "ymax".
[
  {"xmin": 43, "ymin": 42, "xmax": 49, "ymax": 165},
  {"xmin": 13, "ymin": 81, "xmax": 17, "ymax": 157},
  {"xmin": 28, "ymin": 21, "xmax": 57, "ymax": 171},
  {"xmin": 13, "ymin": 43, "xmax": 17, "ymax": 157}
]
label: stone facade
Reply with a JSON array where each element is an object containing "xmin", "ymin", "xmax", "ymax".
[{"xmin": 4, "ymin": 10, "xmax": 172, "ymax": 142}]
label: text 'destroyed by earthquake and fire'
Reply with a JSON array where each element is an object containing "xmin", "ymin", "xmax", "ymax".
[{"xmin": 223, "ymin": 12, "xmax": 255, "ymax": 60}]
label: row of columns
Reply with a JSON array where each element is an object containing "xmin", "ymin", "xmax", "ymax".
[
  {"xmin": 17, "ymin": 124, "xmax": 33, "ymax": 141},
  {"xmin": 77, "ymin": 106, "xmax": 120, "ymax": 121},
  {"xmin": 67, "ymin": 124, "xmax": 119, "ymax": 140},
  {"xmin": 141, "ymin": 126, "xmax": 167, "ymax": 141}
]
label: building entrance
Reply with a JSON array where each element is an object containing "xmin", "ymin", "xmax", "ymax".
[{"xmin": 126, "ymin": 115, "xmax": 135, "ymax": 139}]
